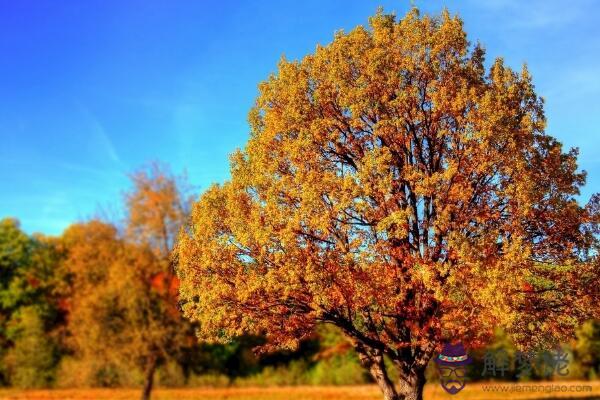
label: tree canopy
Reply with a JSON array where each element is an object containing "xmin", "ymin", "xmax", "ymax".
[{"xmin": 177, "ymin": 9, "xmax": 599, "ymax": 400}]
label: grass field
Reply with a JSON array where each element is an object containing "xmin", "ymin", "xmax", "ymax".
[{"xmin": 1, "ymin": 382, "xmax": 600, "ymax": 400}]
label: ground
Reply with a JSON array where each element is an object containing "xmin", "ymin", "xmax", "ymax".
[{"xmin": 1, "ymin": 382, "xmax": 599, "ymax": 400}]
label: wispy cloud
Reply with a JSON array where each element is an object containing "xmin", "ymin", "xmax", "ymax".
[{"xmin": 77, "ymin": 103, "xmax": 123, "ymax": 166}]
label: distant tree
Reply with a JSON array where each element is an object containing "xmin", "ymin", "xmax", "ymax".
[
  {"xmin": 60, "ymin": 221, "xmax": 132, "ymax": 386},
  {"xmin": 0, "ymin": 218, "xmax": 34, "ymax": 385},
  {"xmin": 63, "ymin": 164, "xmax": 192, "ymax": 400},
  {"xmin": 0, "ymin": 219, "xmax": 32, "ymax": 339},
  {"xmin": 4, "ymin": 306, "xmax": 57, "ymax": 388},
  {"xmin": 0, "ymin": 219, "xmax": 64, "ymax": 386},
  {"xmin": 123, "ymin": 163, "xmax": 193, "ymax": 400},
  {"xmin": 176, "ymin": 9, "xmax": 599, "ymax": 400}
]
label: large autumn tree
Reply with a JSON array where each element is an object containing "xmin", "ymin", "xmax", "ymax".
[{"xmin": 176, "ymin": 9, "xmax": 599, "ymax": 400}]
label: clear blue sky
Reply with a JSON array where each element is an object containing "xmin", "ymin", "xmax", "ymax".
[{"xmin": 1, "ymin": 0, "xmax": 598, "ymax": 235}]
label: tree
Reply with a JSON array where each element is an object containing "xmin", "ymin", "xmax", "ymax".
[
  {"xmin": 124, "ymin": 163, "xmax": 193, "ymax": 400},
  {"xmin": 0, "ymin": 219, "xmax": 64, "ymax": 386},
  {"xmin": 0, "ymin": 218, "xmax": 32, "ymax": 375},
  {"xmin": 61, "ymin": 164, "xmax": 192, "ymax": 399},
  {"xmin": 176, "ymin": 9, "xmax": 599, "ymax": 400},
  {"xmin": 4, "ymin": 306, "xmax": 57, "ymax": 388},
  {"xmin": 60, "ymin": 221, "xmax": 134, "ymax": 387}
]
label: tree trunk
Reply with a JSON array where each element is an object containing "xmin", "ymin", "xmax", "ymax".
[
  {"xmin": 397, "ymin": 369, "xmax": 426, "ymax": 400},
  {"xmin": 140, "ymin": 359, "xmax": 157, "ymax": 400},
  {"xmin": 372, "ymin": 365, "xmax": 399, "ymax": 400},
  {"xmin": 354, "ymin": 341, "xmax": 428, "ymax": 400},
  {"xmin": 355, "ymin": 344, "xmax": 399, "ymax": 400}
]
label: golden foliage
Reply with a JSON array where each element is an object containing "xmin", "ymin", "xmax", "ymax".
[{"xmin": 176, "ymin": 8, "xmax": 599, "ymax": 397}]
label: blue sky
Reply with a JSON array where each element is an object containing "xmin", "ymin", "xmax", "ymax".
[{"xmin": 1, "ymin": 0, "xmax": 598, "ymax": 235}]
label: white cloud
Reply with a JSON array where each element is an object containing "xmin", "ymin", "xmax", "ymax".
[{"xmin": 77, "ymin": 103, "xmax": 123, "ymax": 165}]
